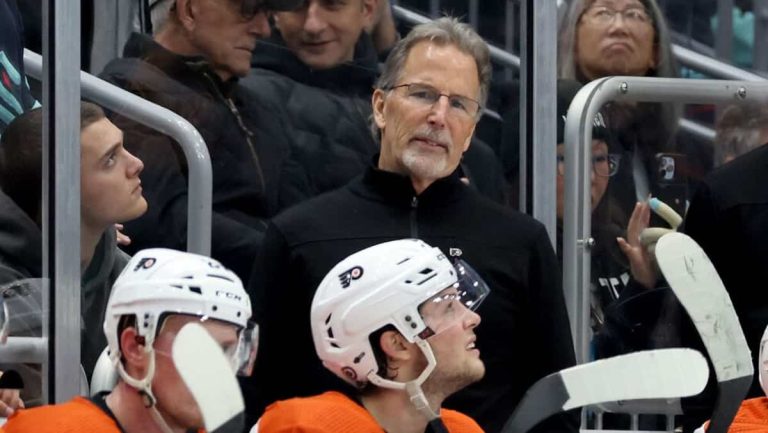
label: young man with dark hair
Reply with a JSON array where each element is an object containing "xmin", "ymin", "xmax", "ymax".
[{"xmin": 0, "ymin": 102, "xmax": 147, "ymax": 413}]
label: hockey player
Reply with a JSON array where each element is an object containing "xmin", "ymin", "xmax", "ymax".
[
  {"xmin": 255, "ymin": 239, "xmax": 489, "ymax": 433},
  {"xmin": 0, "ymin": 248, "xmax": 257, "ymax": 433}
]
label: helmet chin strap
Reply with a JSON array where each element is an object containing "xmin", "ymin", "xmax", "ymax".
[
  {"xmin": 367, "ymin": 339, "xmax": 441, "ymax": 421},
  {"xmin": 114, "ymin": 347, "xmax": 175, "ymax": 433}
]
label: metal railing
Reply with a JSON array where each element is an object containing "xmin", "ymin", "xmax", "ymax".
[
  {"xmin": 562, "ymin": 76, "xmax": 768, "ymax": 429},
  {"xmin": 24, "ymin": 49, "xmax": 213, "ymax": 255},
  {"xmin": 563, "ymin": 76, "xmax": 768, "ymax": 362}
]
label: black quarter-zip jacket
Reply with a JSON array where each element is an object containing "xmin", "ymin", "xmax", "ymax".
[{"xmin": 246, "ymin": 163, "xmax": 578, "ymax": 433}]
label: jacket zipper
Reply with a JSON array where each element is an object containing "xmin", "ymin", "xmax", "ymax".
[
  {"xmin": 410, "ymin": 196, "xmax": 418, "ymax": 238},
  {"xmin": 203, "ymin": 72, "xmax": 265, "ymax": 188}
]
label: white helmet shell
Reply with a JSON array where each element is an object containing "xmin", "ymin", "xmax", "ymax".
[
  {"xmin": 104, "ymin": 248, "xmax": 251, "ymax": 364},
  {"xmin": 311, "ymin": 239, "xmax": 460, "ymax": 387}
]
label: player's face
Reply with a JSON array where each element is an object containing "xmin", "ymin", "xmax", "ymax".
[
  {"xmin": 152, "ymin": 316, "xmax": 240, "ymax": 429},
  {"xmin": 419, "ymin": 288, "xmax": 485, "ymax": 396},
  {"xmin": 80, "ymin": 118, "xmax": 147, "ymax": 230}
]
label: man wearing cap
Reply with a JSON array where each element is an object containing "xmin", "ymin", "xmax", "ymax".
[{"xmin": 98, "ymin": 0, "xmax": 303, "ymax": 284}]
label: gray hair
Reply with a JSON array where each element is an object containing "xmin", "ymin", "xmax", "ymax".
[
  {"xmin": 557, "ymin": 0, "xmax": 678, "ymax": 80},
  {"xmin": 715, "ymin": 102, "xmax": 768, "ymax": 164},
  {"xmin": 370, "ymin": 17, "xmax": 491, "ymax": 140}
]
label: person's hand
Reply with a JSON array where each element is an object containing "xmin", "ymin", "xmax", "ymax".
[
  {"xmin": 0, "ymin": 387, "xmax": 23, "ymax": 417},
  {"xmin": 617, "ymin": 201, "xmax": 658, "ymax": 289},
  {"xmin": 115, "ymin": 223, "xmax": 131, "ymax": 246},
  {"xmin": 366, "ymin": 0, "xmax": 399, "ymax": 54}
]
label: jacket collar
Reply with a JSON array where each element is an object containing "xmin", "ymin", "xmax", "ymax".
[
  {"xmin": 357, "ymin": 156, "xmax": 467, "ymax": 207},
  {"xmin": 251, "ymin": 30, "xmax": 379, "ymax": 95},
  {"xmin": 122, "ymin": 32, "xmax": 239, "ymax": 97}
]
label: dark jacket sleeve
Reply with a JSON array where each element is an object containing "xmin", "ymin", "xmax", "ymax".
[
  {"xmin": 527, "ymin": 226, "xmax": 580, "ymax": 433},
  {"xmin": 243, "ymin": 222, "xmax": 307, "ymax": 428},
  {"xmin": 116, "ymin": 121, "xmax": 265, "ymax": 282}
]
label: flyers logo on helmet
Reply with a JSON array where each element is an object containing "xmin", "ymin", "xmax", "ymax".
[{"xmin": 338, "ymin": 266, "xmax": 364, "ymax": 289}]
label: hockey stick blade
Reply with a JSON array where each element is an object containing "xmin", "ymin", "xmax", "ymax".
[
  {"xmin": 172, "ymin": 323, "xmax": 245, "ymax": 433},
  {"xmin": 655, "ymin": 232, "xmax": 753, "ymax": 433},
  {"xmin": 501, "ymin": 348, "xmax": 708, "ymax": 433}
]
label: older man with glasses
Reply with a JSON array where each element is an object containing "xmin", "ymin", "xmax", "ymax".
[
  {"xmin": 247, "ymin": 17, "xmax": 578, "ymax": 433},
  {"xmin": 98, "ymin": 0, "xmax": 303, "ymax": 285}
]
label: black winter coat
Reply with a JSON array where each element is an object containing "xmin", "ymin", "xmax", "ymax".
[{"xmin": 99, "ymin": 33, "xmax": 298, "ymax": 282}]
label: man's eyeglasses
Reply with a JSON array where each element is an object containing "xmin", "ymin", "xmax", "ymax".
[
  {"xmin": 388, "ymin": 83, "xmax": 482, "ymax": 121},
  {"xmin": 557, "ymin": 153, "xmax": 621, "ymax": 177},
  {"xmin": 582, "ymin": 5, "xmax": 651, "ymax": 28}
]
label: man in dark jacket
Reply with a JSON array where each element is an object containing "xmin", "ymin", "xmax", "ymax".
[
  {"xmin": 247, "ymin": 17, "xmax": 577, "ymax": 433},
  {"xmin": 241, "ymin": 0, "xmax": 381, "ymax": 200},
  {"xmin": 684, "ymin": 143, "xmax": 768, "ymax": 398},
  {"xmin": 240, "ymin": 0, "xmax": 507, "ymax": 203},
  {"xmin": 98, "ymin": 0, "xmax": 302, "ymax": 283}
]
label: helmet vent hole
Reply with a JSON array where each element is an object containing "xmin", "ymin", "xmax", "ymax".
[
  {"xmin": 397, "ymin": 257, "xmax": 411, "ymax": 265},
  {"xmin": 419, "ymin": 268, "xmax": 433, "ymax": 275},
  {"xmin": 325, "ymin": 314, "xmax": 332, "ymax": 325},
  {"xmin": 189, "ymin": 286, "xmax": 202, "ymax": 294},
  {"xmin": 207, "ymin": 274, "xmax": 234, "ymax": 282},
  {"xmin": 417, "ymin": 273, "xmax": 437, "ymax": 285},
  {"xmin": 212, "ymin": 305, "xmax": 218, "ymax": 312}
]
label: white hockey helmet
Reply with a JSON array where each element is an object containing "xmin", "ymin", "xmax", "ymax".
[
  {"xmin": 760, "ymin": 325, "xmax": 768, "ymax": 396},
  {"xmin": 311, "ymin": 239, "xmax": 489, "ymax": 389},
  {"xmin": 104, "ymin": 248, "xmax": 257, "ymax": 377}
]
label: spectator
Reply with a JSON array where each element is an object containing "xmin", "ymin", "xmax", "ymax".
[
  {"xmin": 0, "ymin": 248, "xmax": 256, "ymax": 433},
  {"xmin": 248, "ymin": 17, "xmax": 577, "ymax": 433},
  {"xmin": 255, "ymin": 239, "xmax": 487, "ymax": 433},
  {"xmin": 241, "ymin": 0, "xmax": 382, "ymax": 200},
  {"xmin": 98, "ymin": 0, "xmax": 302, "ymax": 283},
  {"xmin": 558, "ymin": 0, "xmax": 704, "ymax": 223},
  {"xmin": 713, "ymin": 101, "xmax": 768, "ymax": 165},
  {"xmin": 0, "ymin": 0, "xmax": 39, "ymax": 135},
  {"xmin": 0, "ymin": 103, "xmax": 146, "ymax": 411},
  {"xmin": 241, "ymin": 0, "xmax": 506, "ymax": 204}
]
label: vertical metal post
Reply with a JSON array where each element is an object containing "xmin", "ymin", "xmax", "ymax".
[
  {"xmin": 42, "ymin": 0, "xmax": 82, "ymax": 402},
  {"xmin": 505, "ymin": 0, "xmax": 516, "ymax": 81},
  {"xmin": 519, "ymin": 0, "xmax": 558, "ymax": 247},
  {"xmin": 430, "ymin": 0, "xmax": 440, "ymax": 17},
  {"xmin": 753, "ymin": 0, "xmax": 768, "ymax": 71},
  {"xmin": 468, "ymin": 0, "xmax": 479, "ymax": 29},
  {"xmin": 715, "ymin": 0, "xmax": 734, "ymax": 63}
]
